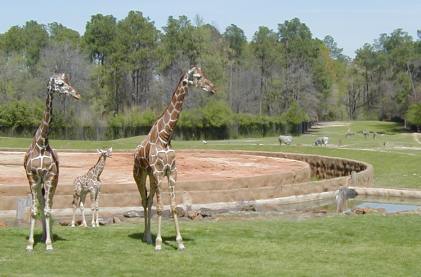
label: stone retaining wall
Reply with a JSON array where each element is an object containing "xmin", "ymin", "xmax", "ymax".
[{"xmin": 1, "ymin": 150, "xmax": 374, "ymax": 215}]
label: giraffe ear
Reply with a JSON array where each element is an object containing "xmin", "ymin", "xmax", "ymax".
[
  {"xmin": 108, "ymin": 147, "xmax": 112, "ymax": 152},
  {"xmin": 97, "ymin": 149, "xmax": 101, "ymax": 154}
]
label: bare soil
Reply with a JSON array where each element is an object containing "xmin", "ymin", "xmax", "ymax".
[{"xmin": 0, "ymin": 150, "xmax": 309, "ymax": 188}]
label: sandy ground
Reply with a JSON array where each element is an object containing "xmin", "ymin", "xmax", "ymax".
[{"xmin": 0, "ymin": 151, "xmax": 308, "ymax": 188}]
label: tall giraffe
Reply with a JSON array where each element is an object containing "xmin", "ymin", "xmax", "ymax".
[
  {"xmin": 133, "ymin": 66, "xmax": 215, "ymax": 251},
  {"xmin": 23, "ymin": 73, "xmax": 80, "ymax": 251},
  {"xmin": 71, "ymin": 147, "xmax": 112, "ymax": 228}
]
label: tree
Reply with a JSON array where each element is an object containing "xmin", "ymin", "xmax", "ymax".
[
  {"xmin": 251, "ymin": 26, "xmax": 278, "ymax": 115},
  {"xmin": 83, "ymin": 14, "xmax": 117, "ymax": 65},
  {"xmin": 406, "ymin": 103, "xmax": 421, "ymax": 130},
  {"xmin": 323, "ymin": 35, "xmax": 347, "ymax": 61},
  {"xmin": 115, "ymin": 11, "xmax": 159, "ymax": 107},
  {"xmin": 48, "ymin": 22, "xmax": 80, "ymax": 46}
]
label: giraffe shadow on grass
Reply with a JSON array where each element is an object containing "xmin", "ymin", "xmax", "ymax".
[
  {"xmin": 25, "ymin": 233, "xmax": 67, "ymax": 247},
  {"xmin": 128, "ymin": 232, "xmax": 194, "ymax": 250}
]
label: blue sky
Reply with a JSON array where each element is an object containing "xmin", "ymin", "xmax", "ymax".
[{"xmin": 0, "ymin": 0, "xmax": 420, "ymax": 57}]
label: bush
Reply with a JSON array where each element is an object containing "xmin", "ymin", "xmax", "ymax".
[
  {"xmin": 202, "ymin": 100, "xmax": 233, "ymax": 128},
  {"xmin": 0, "ymin": 100, "xmax": 43, "ymax": 128},
  {"xmin": 406, "ymin": 103, "xmax": 421, "ymax": 129}
]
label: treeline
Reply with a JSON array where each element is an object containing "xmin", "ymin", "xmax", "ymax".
[{"xmin": 0, "ymin": 12, "xmax": 420, "ymax": 139}]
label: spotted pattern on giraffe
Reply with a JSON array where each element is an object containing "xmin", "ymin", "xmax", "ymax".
[
  {"xmin": 71, "ymin": 148, "xmax": 112, "ymax": 228},
  {"xmin": 133, "ymin": 66, "xmax": 215, "ymax": 251},
  {"xmin": 23, "ymin": 73, "xmax": 79, "ymax": 251}
]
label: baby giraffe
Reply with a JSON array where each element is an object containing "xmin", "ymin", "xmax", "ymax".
[{"xmin": 71, "ymin": 148, "xmax": 112, "ymax": 227}]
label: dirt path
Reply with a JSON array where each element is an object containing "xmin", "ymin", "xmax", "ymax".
[{"xmin": 412, "ymin": 133, "xmax": 421, "ymax": 145}]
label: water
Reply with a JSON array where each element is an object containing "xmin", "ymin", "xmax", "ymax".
[
  {"xmin": 354, "ymin": 201, "xmax": 421, "ymax": 213},
  {"xmin": 324, "ymin": 196, "xmax": 421, "ymax": 213}
]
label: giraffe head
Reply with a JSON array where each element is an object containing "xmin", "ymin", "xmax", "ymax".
[
  {"xmin": 186, "ymin": 67, "xmax": 216, "ymax": 94},
  {"xmin": 97, "ymin": 147, "xmax": 112, "ymax": 158},
  {"xmin": 48, "ymin": 73, "xmax": 80, "ymax": 100}
]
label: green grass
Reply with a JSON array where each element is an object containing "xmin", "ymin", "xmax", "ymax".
[{"xmin": 1, "ymin": 216, "xmax": 421, "ymax": 276}]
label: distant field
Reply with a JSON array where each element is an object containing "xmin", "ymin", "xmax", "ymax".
[{"xmin": 1, "ymin": 121, "xmax": 421, "ymax": 188}]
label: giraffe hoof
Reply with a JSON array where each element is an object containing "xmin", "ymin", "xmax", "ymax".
[
  {"xmin": 154, "ymin": 245, "xmax": 161, "ymax": 251},
  {"xmin": 26, "ymin": 245, "xmax": 34, "ymax": 252},
  {"xmin": 46, "ymin": 245, "xmax": 53, "ymax": 251},
  {"xmin": 178, "ymin": 244, "xmax": 185, "ymax": 251}
]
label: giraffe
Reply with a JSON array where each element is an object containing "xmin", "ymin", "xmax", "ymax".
[
  {"xmin": 23, "ymin": 73, "xmax": 80, "ymax": 251},
  {"xmin": 133, "ymin": 66, "xmax": 216, "ymax": 251},
  {"xmin": 71, "ymin": 147, "xmax": 112, "ymax": 228}
]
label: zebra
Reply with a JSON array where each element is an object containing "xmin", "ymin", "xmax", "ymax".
[
  {"xmin": 278, "ymin": 135, "xmax": 293, "ymax": 145},
  {"xmin": 314, "ymin": 136, "xmax": 328, "ymax": 146}
]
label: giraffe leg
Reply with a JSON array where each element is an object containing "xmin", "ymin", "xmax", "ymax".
[
  {"xmin": 43, "ymin": 175, "xmax": 57, "ymax": 251},
  {"xmin": 95, "ymin": 187, "xmax": 100, "ymax": 227},
  {"xmin": 154, "ymin": 174, "xmax": 163, "ymax": 251},
  {"xmin": 168, "ymin": 170, "xmax": 185, "ymax": 250},
  {"xmin": 146, "ymin": 177, "xmax": 157, "ymax": 245},
  {"xmin": 26, "ymin": 174, "xmax": 38, "ymax": 251},
  {"xmin": 71, "ymin": 193, "xmax": 79, "ymax": 227},
  {"xmin": 90, "ymin": 190, "xmax": 96, "ymax": 227},
  {"xmin": 134, "ymin": 167, "xmax": 149, "ymax": 243},
  {"xmin": 80, "ymin": 193, "xmax": 88, "ymax": 227}
]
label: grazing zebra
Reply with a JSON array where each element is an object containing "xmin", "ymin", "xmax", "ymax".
[
  {"xmin": 278, "ymin": 135, "xmax": 293, "ymax": 145},
  {"xmin": 314, "ymin": 136, "xmax": 329, "ymax": 146}
]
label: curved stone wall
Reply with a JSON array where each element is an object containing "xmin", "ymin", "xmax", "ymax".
[
  {"xmin": 175, "ymin": 150, "xmax": 373, "ymax": 205},
  {"xmin": 0, "ymin": 150, "xmax": 373, "ymax": 213}
]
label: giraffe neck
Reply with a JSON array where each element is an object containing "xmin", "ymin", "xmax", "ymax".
[
  {"xmin": 88, "ymin": 155, "xmax": 106, "ymax": 179},
  {"xmin": 34, "ymin": 90, "xmax": 53, "ymax": 149},
  {"xmin": 155, "ymin": 75, "xmax": 189, "ymax": 145}
]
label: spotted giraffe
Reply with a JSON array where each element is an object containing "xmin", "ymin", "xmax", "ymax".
[
  {"xmin": 71, "ymin": 148, "xmax": 112, "ymax": 227},
  {"xmin": 133, "ymin": 67, "xmax": 216, "ymax": 251},
  {"xmin": 23, "ymin": 73, "xmax": 80, "ymax": 251}
]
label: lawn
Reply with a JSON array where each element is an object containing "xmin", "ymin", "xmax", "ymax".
[{"xmin": 1, "ymin": 215, "xmax": 421, "ymax": 277}]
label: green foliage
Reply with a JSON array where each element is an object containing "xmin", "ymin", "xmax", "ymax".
[
  {"xmin": 179, "ymin": 108, "xmax": 204, "ymax": 128},
  {"xmin": 223, "ymin": 24, "xmax": 247, "ymax": 61},
  {"xmin": 4, "ymin": 12, "xmax": 420, "ymax": 137},
  {"xmin": 48, "ymin": 22, "xmax": 80, "ymax": 46},
  {"xmin": 0, "ymin": 100, "xmax": 43, "ymax": 128},
  {"xmin": 405, "ymin": 103, "xmax": 421, "ymax": 127},
  {"xmin": 281, "ymin": 101, "xmax": 309, "ymax": 125},
  {"xmin": 108, "ymin": 108, "xmax": 156, "ymax": 128},
  {"xmin": 83, "ymin": 14, "xmax": 117, "ymax": 64},
  {"xmin": 202, "ymin": 100, "xmax": 233, "ymax": 127}
]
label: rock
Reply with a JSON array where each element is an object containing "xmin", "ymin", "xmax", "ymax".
[
  {"xmin": 59, "ymin": 220, "xmax": 71, "ymax": 226},
  {"xmin": 199, "ymin": 208, "xmax": 213, "ymax": 217},
  {"xmin": 0, "ymin": 220, "xmax": 7, "ymax": 228},
  {"xmin": 175, "ymin": 207, "xmax": 185, "ymax": 217},
  {"xmin": 187, "ymin": 210, "xmax": 202, "ymax": 220},
  {"xmin": 123, "ymin": 210, "xmax": 142, "ymax": 218},
  {"xmin": 353, "ymin": 208, "xmax": 368, "ymax": 215},
  {"xmin": 352, "ymin": 207, "xmax": 385, "ymax": 215},
  {"xmin": 240, "ymin": 204, "xmax": 256, "ymax": 212},
  {"xmin": 113, "ymin": 216, "xmax": 122, "ymax": 224},
  {"xmin": 98, "ymin": 217, "xmax": 113, "ymax": 226}
]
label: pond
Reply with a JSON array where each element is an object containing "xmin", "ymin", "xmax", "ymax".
[{"xmin": 253, "ymin": 195, "xmax": 421, "ymax": 215}]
